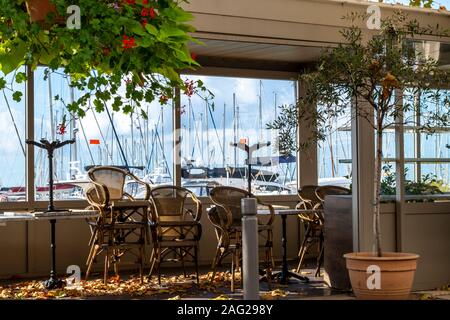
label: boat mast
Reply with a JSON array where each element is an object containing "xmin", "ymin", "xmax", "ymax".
[
  {"xmin": 111, "ymin": 113, "xmax": 114, "ymax": 164},
  {"xmin": 160, "ymin": 106, "xmax": 165, "ymax": 172},
  {"xmin": 206, "ymin": 98, "xmax": 210, "ymax": 168},
  {"xmin": 223, "ymin": 102, "xmax": 226, "ymax": 168},
  {"xmin": 259, "ymin": 80, "xmax": 263, "ymax": 142},
  {"xmin": 48, "ymin": 73, "xmax": 56, "ymax": 180},
  {"xmin": 200, "ymin": 112, "xmax": 204, "ymax": 165},
  {"xmin": 69, "ymin": 85, "xmax": 77, "ymax": 176},
  {"xmin": 233, "ymin": 93, "xmax": 237, "ymax": 168},
  {"xmin": 2, "ymin": 91, "xmax": 25, "ymax": 156},
  {"xmin": 274, "ymin": 91, "xmax": 277, "ymax": 119},
  {"xmin": 188, "ymin": 98, "xmax": 192, "ymax": 162},
  {"xmin": 130, "ymin": 111, "xmax": 134, "ymax": 166}
]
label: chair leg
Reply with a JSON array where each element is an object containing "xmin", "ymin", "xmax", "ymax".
[
  {"xmin": 104, "ymin": 248, "xmax": 109, "ymax": 284},
  {"xmin": 235, "ymin": 247, "xmax": 242, "ymax": 288},
  {"xmin": 139, "ymin": 244, "xmax": 144, "ymax": 284},
  {"xmin": 180, "ymin": 248, "xmax": 187, "ymax": 278},
  {"xmin": 210, "ymin": 247, "xmax": 221, "ymax": 283},
  {"xmin": 298, "ymin": 239, "xmax": 314, "ymax": 273},
  {"xmin": 315, "ymin": 235, "xmax": 324, "ymax": 277},
  {"xmin": 113, "ymin": 249, "xmax": 120, "ymax": 277},
  {"xmin": 231, "ymin": 250, "xmax": 235, "ymax": 293},
  {"xmin": 85, "ymin": 245, "xmax": 99, "ymax": 280},
  {"xmin": 86, "ymin": 235, "xmax": 97, "ymax": 266},
  {"xmin": 157, "ymin": 248, "xmax": 162, "ymax": 286},
  {"xmin": 265, "ymin": 248, "xmax": 272, "ymax": 291},
  {"xmin": 194, "ymin": 245, "xmax": 199, "ymax": 284},
  {"xmin": 149, "ymin": 247, "xmax": 156, "ymax": 277},
  {"xmin": 296, "ymin": 224, "xmax": 312, "ymax": 273}
]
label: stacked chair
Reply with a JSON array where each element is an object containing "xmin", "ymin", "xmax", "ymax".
[
  {"xmin": 207, "ymin": 186, "xmax": 275, "ymax": 292},
  {"xmin": 84, "ymin": 166, "xmax": 151, "ymax": 284},
  {"xmin": 296, "ymin": 185, "xmax": 350, "ymax": 277},
  {"xmin": 147, "ymin": 186, "xmax": 202, "ymax": 285}
]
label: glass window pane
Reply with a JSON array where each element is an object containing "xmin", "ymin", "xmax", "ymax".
[
  {"xmin": 317, "ymin": 102, "xmax": 352, "ymax": 189},
  {"xmin": 0, "ymin": 68, "xmax": 26, "ymax": 202},
  {"xmin": 33, "ymin": 68, "xmax": 173, "ymax": 201},
  {"xmin": 180, "ymin": 75, "xmax": 297, "ymax": 196}
]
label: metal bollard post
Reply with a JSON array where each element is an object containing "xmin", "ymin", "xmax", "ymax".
[{"xmin": 241, "ymin": 198, "xmax": 259, "ymax": 300}]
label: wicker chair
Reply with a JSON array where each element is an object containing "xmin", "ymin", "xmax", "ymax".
[
  {"xmin": 148, "ymin": 186, "xmax": 202, "ymax": 285},
  {"xmin": 84, "ymin": 166, "xmax": 150, "ymax": 284},
  {"xmin": 295, "ymin": 185, "xmax": 323, "ymax": 276},
  {"xmin": 296, "ymin": 185, "xmax": 351, "ymax": 276},
  {"xmin": 208, "ymin": 186, "xmax": 274, "ymax": 292}
]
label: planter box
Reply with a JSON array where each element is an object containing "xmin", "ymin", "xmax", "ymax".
[{"xmin": 323, "ymin": 195, "xmax": 353, "ymax": 290}]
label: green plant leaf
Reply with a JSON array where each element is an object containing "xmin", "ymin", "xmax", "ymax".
[{"xmin": 12, "ymin": 91, "xmax": 23, "ymax": 102}]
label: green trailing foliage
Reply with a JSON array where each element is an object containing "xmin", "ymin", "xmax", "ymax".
[{"xmin": 0, "ymin": 0, "xmax": 209, "ymax": 118}]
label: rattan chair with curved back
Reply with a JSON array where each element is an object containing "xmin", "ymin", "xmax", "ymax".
[
  {"xmin": 315, "ymin": 185, "xmax": 351, "ymax": 203},
  {"xmin": 148, "ymin": 186, "xmax": 202, "ymax": 285},
  {"xmin": 208, "ymin": 186, "xmax": 275, "ymax": 292},
  {"xmin": 296, "ymin": 185, "xmax": 351, "ymax": 277},
  {"xmin": 84, "ymin": 166, "xmax": 151, "ymax": 284},
  {"xmin": 295, "ymin": 185, "xmax": 323, "ymax": 276}
]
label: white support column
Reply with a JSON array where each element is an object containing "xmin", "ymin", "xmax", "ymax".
[
  {"xmin": 395, "ymin": 90, "xmax": 405, "ymax": 252},
  {"xmin": 297, "ymin": 80, "xmax": 318, "ymax": 188},
  {"xmin": 351, "ymin": 97, "xmax": 375, "ymax": 252},
  {"xmin": 241, "ymin": 198, "xmax": 259, "ymax": 300}
]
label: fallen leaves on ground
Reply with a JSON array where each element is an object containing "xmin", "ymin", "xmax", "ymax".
[
  {"xmin": 260, "ymin": 289, "xmax": 288, "ymax": 300},
  {"xmin": 0, "ymin": 272, "xmax": 237, "ymax": 300},
  {"xmin": 212, "ymin": 294, "xmax": 232, "ymax": 300},
  {"xmin": 419, "ymin": 293, "xmax": 434, "ymax": 300}
]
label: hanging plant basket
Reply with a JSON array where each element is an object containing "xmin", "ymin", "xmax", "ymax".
[{"xmin": 25, "ymin": 0, "xmax": 62, "ymax": 24}]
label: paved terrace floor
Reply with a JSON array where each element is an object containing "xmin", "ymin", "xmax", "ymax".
[{"xmin": 0, "ymin": 260, "xmax": 447, "ymax": 300}]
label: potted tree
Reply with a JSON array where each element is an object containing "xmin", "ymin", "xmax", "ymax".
[
  {"xmin": 0, "ymin": 0, "xmax": 207, "ymax": 118},
  {"xmin": 292, "ymin": 11, "xmax": 450, "ymax": 299}
]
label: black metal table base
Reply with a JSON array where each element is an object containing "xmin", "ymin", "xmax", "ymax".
[
  {"xmin": 44, "ymin": 276, "xmax": 64, "ymax": 290},
  {"xmin": 43, "ymin": 218, "xmax": 64, "ymax": 289},
  {"xmin": 272, "ymin": 270, "xmax": 309, "ymax": 285},
  {"xmin": 277, "ymin": 214, "xmax": 310, "ymax": 285}
]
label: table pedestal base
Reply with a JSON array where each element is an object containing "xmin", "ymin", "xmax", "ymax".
[
  {"xmin": 273, "ymin": 270, "xmax": 309, "ymax": 285},
  {"xmin": 44, "ymin": 276, "xmax": 64, "ymax": 290}
]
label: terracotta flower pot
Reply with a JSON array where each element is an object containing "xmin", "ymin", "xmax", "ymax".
[
  {"xmin": 344, "ymin": 252, "xmax": 419, "ymax": 300},
  {"xmin": 25, "ymin": 0, "xmax": 59, "ymax": 23}
]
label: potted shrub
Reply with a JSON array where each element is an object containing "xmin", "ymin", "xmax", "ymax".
[
  {"xmin": 0, "ymin": 0, "xmax": 207, "ymax": 118},
  {"xmin": 294, "ymin": 11, "xmax": 450, "ymax": 299}
]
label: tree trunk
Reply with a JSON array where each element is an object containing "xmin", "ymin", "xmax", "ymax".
[{"xmin": 374, "ymin": 128, "xmax": 383, "ymax": 257}]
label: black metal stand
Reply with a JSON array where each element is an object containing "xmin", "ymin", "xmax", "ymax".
[
  {"xmin": 44, "ymin": 219, "xmax": 64, "ymax": 289},
  {"xmin": 273, "ymin": 214, "xmax": 309, "ymax": 284},
  {"xmin": 230, "ymin": 141, "xmax": 271, "ymax": 194},
  {"xmin": 25, "ymin": 138, "xmax": 75, "ymax": 289}
]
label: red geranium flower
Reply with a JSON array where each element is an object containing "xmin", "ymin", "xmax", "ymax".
[
  {"xmin": 122, "ymin": 35, "xmax": 135, "ymax": 49},
  {"xmin": 141, "ymin": 18, "xmax": 148, "ymax": 28},
  {"xmin": 57, "ymin": 123, "xmax": 67, "ymax": 135},
  {"xmin": 159, "ymin": 95, "xmax": 169, "ymax": 104},
  {"xmin": 190, "ymin": 52, "xmax": 197, "ymax": 61},
  {"xmin": 141, "ymin": 7, "xmax": 156, "ymax": 18},
  {"xmin": 184, "ymin": 79, "xmax": 195, "ymax": 97},
  {"xmin": 123, "ymin": 0, "xmax": 135, "ymax": 5}
]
